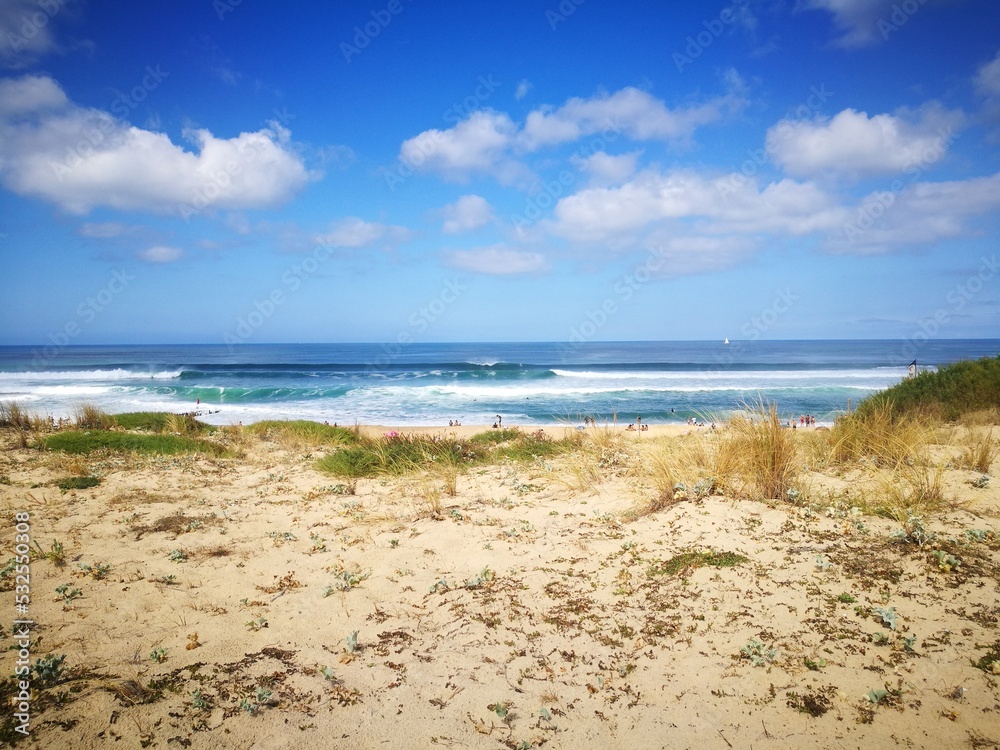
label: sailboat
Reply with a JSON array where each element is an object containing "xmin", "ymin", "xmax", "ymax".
[{"xmin": 723, "ymin": 338, "xmax": 729, "ymax": 345}]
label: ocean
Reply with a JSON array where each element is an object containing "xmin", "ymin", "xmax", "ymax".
[{"xmin": 1, "ymin": 340, "xmax": 997, "ymax": 427}]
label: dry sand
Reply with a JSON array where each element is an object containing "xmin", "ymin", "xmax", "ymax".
[{"xmin": 2, "ymin": 424, "xmax": 999, "ymax": 749}]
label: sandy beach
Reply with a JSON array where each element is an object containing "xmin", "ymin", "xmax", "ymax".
[{"xmin": 2, "ymin": 420, "xmax": 999, "ymax": 749}]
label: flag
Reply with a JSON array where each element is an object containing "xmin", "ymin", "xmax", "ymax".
[{"xmin": 907, "ymin": 360, "xmax": 917, "ymax": 378}]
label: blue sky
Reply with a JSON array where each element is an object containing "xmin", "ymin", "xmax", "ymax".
[{"xmin": 1, "ymin": 0, "xmax": 999, "ymax": 345}]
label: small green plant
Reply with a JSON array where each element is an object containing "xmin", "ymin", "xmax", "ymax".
[
  {"xmin": 867, "ymin": 687, "xmax": 888, "ymax": 704},
  {"xmin": 266, "ymin": 530, "xmax": 297, "ymax": 545},
  {"xmin": 814, "ymin": 555, "xmax": 831, "ymax": 571},
  {"xmin": 149, "ymin": 647, "xmax": 168, "ymax": 663},
  {"xmin": 239, "ymin": 686, "xmax": 274, "ymax": 715},
  {"xmin": 156, "ymin": 574, "xmax": 177, "ymax": 585},
  {"xmin": 902, "ymin": 635, "xmax": 918, "ymax": 652},
  {"xmin": 326, "ymin": 569, "xmax": 371, "ymax": 593},
  {"xmin": 245, "ymin": 617, "xmax": 268, "ymax": 631},
  {"xmin": 32, "ymin": 654, "xmax": 66, "ymax": 686},
  {"xmin": 965, "ymin": 528, "xmax": 994, "ymax": 542},
  {"xmin": 78, "ymin": 561, "xmax": 111, "ymax": 580},
  {"xmin": 429, "ymin": 578, "xmax": 450, "ymax": 594},
  {"xmin": 319, "ymin": 666, "xmax": 337, "ymax": 681},
  {"xmin": 463, "ymin": 566, "xmax": 495, "ymax": 589},
  {"xmin": 54, "ymin": 583, "xmax": 82, "ymax": 604},
  {"xmin": 873, "ymin": 606, "xmax": 899, "ymax": 631},
  {"xmin": 168, "ymin": 549, "xmax": 188, "ymax": 563},
  {"xmin": 970, "ymin": 474, "xmax": 990, "ymax": 489},
  {"xmin": 191, "ymin": 689, "xmax": 210, "ymax": 710},
  {"xmin": 872, "ymin": 631, "xmax": 890, "ymax": 645},
  {"xmin": 837, "ymin": 592, "xmax": 856, "ymax": 604},
  {"xmin": 740, "ymin": 638, "xmax": 778, "ymax": 666},
  {"xmin": 489, "ymin": 700, "xmax": 510, "ymax": 720},
  {"xmin": 34, "ymin": 539, "xmax": 66, "ymax": 566},
  {"xmin": 931, "ymin": 549, "xmax": 961, "ymax": 572},
  {"xmin": 804, "ymin": 657, "xmax": 827, "ymax": 671},
  {"xmin": 892, "ymin": 512, "xmax": 935, "ymax": 546},
  {"xmin": 389, "ymin": 538, "xmax": 399, "ymax": 548},
  {"xmin": 345, "ymin": 630, "xmax": 359, "ymax": 653}
]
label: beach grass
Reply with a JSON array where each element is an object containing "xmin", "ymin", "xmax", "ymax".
[
  {"xmin": 828, "ymin": 400, "xmax": 932, "ymax": 468},
  {"xmin": 74, "ymin": 403, "xmax": 116, "ymax": 430},
  {"xmin": 317, "ymin": 427, "xmax": 574, "ymax": 479},
  {"xmin": 42, "ymin": 429, "xmax": 230, "ymax": 457},
  {"xmin": 714, "ymin": 398, "xmax": 798, "ymax": 502},
  {"xmin": 246, "ymin": 419, "xmax": 359, "ymax": 449}
]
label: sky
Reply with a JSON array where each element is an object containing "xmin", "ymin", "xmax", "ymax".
[{"xmin": 1, "ymin": 0, "xmax": 999, "ymax": 346}]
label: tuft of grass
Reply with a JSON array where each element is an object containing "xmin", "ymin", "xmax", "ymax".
[
  {"xmin": 639, "ymin": 434, "xmax": 713, "ymax": 514},
  {"xmin": 829, "ymin": 399, "xmax": 931, "ymax": 468},
  {"xmin": 41, "ymin": 430, "xmax": 229, "ymax": 456},
  {"xmin": 715, "ymin": 398, "xmax": 798, "ymax": 501},
  {"xmin": 0, "ymin": 400, "xmax": 40, "ymax": 447},
  {"xmin": 955, "ymin": 428, "xmax": 997, "ymax": 474},
  {"xmin": 74, "ymin": 403, "xmax": 116, "ymax": 430}
]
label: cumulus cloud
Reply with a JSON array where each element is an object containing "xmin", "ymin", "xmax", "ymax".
[
  {"xmin": 518, "ymin": 84, "xmax": 744, "ymax": 150},
  {"xmin": 0, "ymin": 0, "xmax": 63, "ymax": 68},
  {"xmin": 439, "ymin": 194, "xmax": 494, "ymax": 234},
  {"xmin": 0, "ymin": 75, "xmax": 314, "ymax": 215},
  {"xmin": 975, "ymin": 51, "xmax": 1000, "ymax": 99},
  {"xmin": 830, "ymin": 172, "xmax": 1000, "ymax": 254},
  {"xmin": 550, "ymin": 169, "xmax": 847, "ymax": 244},
  {"xmin": 139, "ymin": 245, "xmax": 184, "ymax": 263},
  {"xmin": 572, "ymin": 150, "xmax": 640, "ymax": 186},
  {"xmin": 399, "ymin": 110, "xmax": 518, "ymax": 181},
  {"xmin": 767, "ymin": 105, "xmax": 962, "ymax": 178},
  {"xmin": 314, "ymin": 217, "xmax": 412, "ymax": 248},
  {"xmin": 446, "ymin": 244, "xmax": 548, "ymax": 275},
  {"xmin": 398, "ymin": 80, "xmax": 745, "ymax": 181},
  {"xmin": 800, "ymin": 0, "xmax": 898, "ymax": 48}
]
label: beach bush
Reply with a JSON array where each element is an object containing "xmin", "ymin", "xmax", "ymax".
[
  {"xmin": 42, "ymin": 430, "xmax": 229, "ymax": 457},
  {"xmin": 955, "ymin": 428, "xmax": 997, "ymax": 474},
  {"xmin": 0, "ymin": 400, "xmax": 39, "ymax": 447},
  {"xmin": 855, "ymin": 355, "xmax": 1000, "ymax": 423},
  {"xmin": 714, "ymin": 398, "xmax": 798, "ymax": 502}
]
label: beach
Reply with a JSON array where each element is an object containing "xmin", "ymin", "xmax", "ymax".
[{"xmin": 2, "ymin": 416, "xmax": 998, "ymax": 749}]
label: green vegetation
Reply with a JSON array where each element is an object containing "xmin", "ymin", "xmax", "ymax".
[
  {"xmin": 854, "ymin": 355, "xmax": 1000, "ymax": 423},
  {"xmin": 648, "ymin": 550, "xmax": 749, "ymax": 577},
  {"xmin": 42, "ymin": 430, "xmax": 229, "ymax": 457},
  {"xmin": 56, "ymin": 475, "xmax": 101, "ymax": 491},
  {"xmin": 715, "ymin": 398, "xmax": 798, "ymax": 501},
  {"xmin": 316, "ymin": 428, "xmax": 571, "ymax": 479},
  {"xmin": 246, "ymin": 419, "xmax": 359, "ymax": 447}
]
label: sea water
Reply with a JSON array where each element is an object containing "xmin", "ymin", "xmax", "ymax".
[{"xmin": 0, "ymin": 340, "xmax": 996, "ymax": 426}]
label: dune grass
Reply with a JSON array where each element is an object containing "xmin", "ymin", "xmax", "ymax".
[
  {"xmin": 828, "ymin": 400, "xmax": 932, "ymax": 468},
  {"xmin": 42, "ymin": 430, "xmax": 229, "ymax": 457},
  {"xmin": 714, "ymin": 398, "xmax": 798, "ymax": 502},
  {"xmin": 316, "ymin": 427, "xmax": 574, "ymax": 479},
  {"xmin": 246, "ymin": 420, "xmax": 359, "ymax": 449}
]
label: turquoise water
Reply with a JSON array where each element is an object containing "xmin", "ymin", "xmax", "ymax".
[{"xmin": 0, "ymin": 340, "xmax": 997, "ymax": 426}]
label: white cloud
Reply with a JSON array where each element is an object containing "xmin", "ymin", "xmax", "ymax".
[
  {"xmin": 550, "ymin": 169, "xmax": 846, "ymax": 244},
  {"xmin": 800, "ymin": 0, "xmax": 898, "ymax": 48},
  {"xmin": 572, "ymin": 150, "xmax": 640, "ymax": 186},
  {"xmin": 0, "ymin": 75, "xmax": 67, "ymax": 115},
  {"xmin": 831, "ymin": 172, "xmax": 1000, "ymax": 254},
  {"xmin": 975, "ymin": 51, "xmax": 1000, "ymax": 99},
  {"xmin": 642, "ymin": 233, "xmax": 759, "ymax": 277},
  {"xmin": 0, "ymin": 75, "xmax": 314, "ymax": 215},
  {"xmin": 446, "ymin": 244, "xmax": 548, "ymax": 275},
  {"xmin": 78, "ymin": 221, "xmax": 134, "ymax": 238},
  {"xmin": 0, "ymin": 0, "xmax": 63, "ymax": 68},
  {"xmin": 439, "ymin": 194, "xmax": 494, "ymax": 234},
  {"xmin": 399, "ymin": 110, "xmax": 518, "ymax": 180},
  {"xmin": 514, "ymin": 79, "xmax": 532, "ymax": 101},
  {"xmin": 315, "ymin": 218, "xmax": 411, "ymax": 248},
  {"xmin": 518, "ymin": 84, "xmax": 744, "ymax": 150},
  {"xmin": 139, "ymin": 245, "xmax": 184, "ymax": 263},
  {"xmin": 398, "ymin": 81, "xmax": 745, "ymax": 181},
  {"xmin": 767, "ymin": 105, "xmax": 962, "ymax": 178}
]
